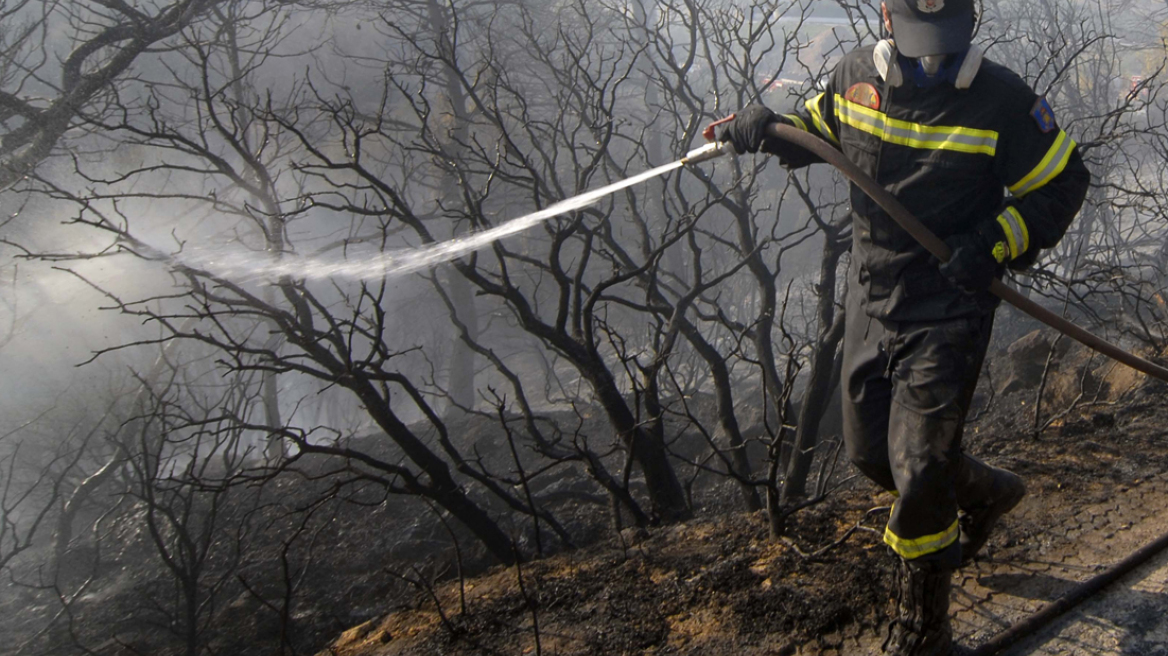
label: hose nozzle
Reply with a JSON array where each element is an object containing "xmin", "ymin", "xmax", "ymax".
[
  {"xmin": 682, "ymin": 113, "xmax": 738, "ymax": 166},
  {"xmin": 681, "ymin": 141, "xmax": 732, "ymax": 166}
]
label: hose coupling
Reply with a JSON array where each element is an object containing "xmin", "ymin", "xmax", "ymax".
[{"xmin": 681, "ymin": 141, "xmax": 732, "ymax": 166}]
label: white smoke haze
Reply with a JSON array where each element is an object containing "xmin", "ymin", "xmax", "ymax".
[
  {"xmin": 0, "ymin": 1, "xmax": 1165, "ymax": 654},
  {"xmin": 0, "ymin": 215, "xmax": 166, "ymax": 424},
  {"xmin": 0, "ymin": 0, "xmax": 1161, "ymax": 486}
]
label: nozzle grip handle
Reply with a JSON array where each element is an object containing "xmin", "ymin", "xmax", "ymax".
[{"xmin": 702, "ymin": 114, "xmax": 737, "ymax": 142}]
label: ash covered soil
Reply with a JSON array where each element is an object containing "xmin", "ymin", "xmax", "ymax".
[
  {"xmin": 323, "ymin": 504, "xmax": 892, "ymax": 656},
  {"xmin": 321, "ymin": 373, "xmax": 1168, "ymax": 656},
  {"xmin": 3, "ymin": 349, "xmax": 1167, "ymax": 656}
]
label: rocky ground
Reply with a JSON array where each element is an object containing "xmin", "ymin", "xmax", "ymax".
[{"xmin": 318, "ymin": 357, "xmax": 1168, "ymax": 656}]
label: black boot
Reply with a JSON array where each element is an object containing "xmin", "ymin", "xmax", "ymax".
[
  {"xmin": 884, "ymin": 558, "xmax": 953, "ymax": 656},
  {"xmin": 955, "ymin": 456, "xmax": 1026, "ymax": 566}
]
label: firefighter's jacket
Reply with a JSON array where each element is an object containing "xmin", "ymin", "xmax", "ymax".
[{"xmin": 768, "ymin": 41, "xmax": 1091, "ymax": 321}]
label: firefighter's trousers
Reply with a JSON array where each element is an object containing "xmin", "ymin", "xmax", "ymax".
[{"xmin": 841, "ymin": 286, "xmax": 998, "ymax": 567}]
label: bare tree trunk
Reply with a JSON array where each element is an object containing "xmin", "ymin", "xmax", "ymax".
[
  {"xmin": 782, "ymin": 232, "xmax": 848, "ymax": 501},
  {"xmin": 52, "ymin": 316, "xmax": 201, "ymax": 580},
  {"xmin": 346, "ymin": 379, "xmax": 517, "ymax": 564},
  {"xmin": 781, "ymin": 316, "xmax": 844, "ymax": 501},
  {"xmin": 674, "ymin": 317, "xmax": 763, "ymax": 511},
  {"xmin": 51, "ymin": 454, "xmax": 121, "ymax": 582},
  {"xmin": 261, "ymin": 383, "xmax": 284, "ymax": 459},
  {"xmin": 429, "ymin": 0, "xmax": 478, "ymax": 416},
  {"xmin": 218, "ymin": 4, "xmax": 287, "ymax": 464},
  {"xmin": 724, "ymin": 170, "xmax": 797, "ymax": 473},
  {"xmin": 446, "ymin": 271, "xmax": 479, "ymax": 413},
  {"xmin": 585, "ymin": 363, "xmax": 690, "ymax": 523}
]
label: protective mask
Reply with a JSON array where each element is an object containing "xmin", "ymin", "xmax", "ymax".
[
  {"xmin": 874, "ymin": 41, "xmax": 984, "ymax": 90},
  {"xmin": 919, "ymin": 55, "xmax": 944, "ymax": 76}
]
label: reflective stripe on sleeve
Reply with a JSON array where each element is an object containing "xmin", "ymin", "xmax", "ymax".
[
  {"xmin": 1008, "ymin": 130, "xmax": 1076, "ymax": 197},
  {"xmin": 783, "ymin": 113, "xmax": 809, "ymax": 133},
  {"xmin": 834, "ymin": 96, "xmax": 999, "ymax": 155},
  {"xmin": 996, "ymin": 206, "xmax": 1030, "ymax": 260},
  {"xmin": 806, "ymin": 92, "xmax": 838, "ymax": 144},
  {"xmin": 884, "ymin": 517, "xmax": 961, "ymax": 559}
]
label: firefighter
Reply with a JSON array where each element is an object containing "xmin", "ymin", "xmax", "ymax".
[{"xmin": 717, "ymin": 0, "xmax": 1090, "ymax": 653}]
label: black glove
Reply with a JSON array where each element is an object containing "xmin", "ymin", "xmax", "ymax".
[
  {"xmin": 938, "ymin": 221, "xmax": 1007, "ymax": 293},
  {"xmin": 717, "ymin": 104, "xmax": 780, "ymax": 154}
]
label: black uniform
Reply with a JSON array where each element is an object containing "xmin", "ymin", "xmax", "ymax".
[{"xmin": 770, "ymin": 43, "xmax": 1090, "ymax": 564}]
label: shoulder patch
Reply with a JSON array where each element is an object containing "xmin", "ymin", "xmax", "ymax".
[
  {"xmin": 844, "ymin": 82, "xmax": 881, "ymax": 110},
  {"xmin": 1030, "ymin": 96, "xmax": 1056, "ymax": 133}
]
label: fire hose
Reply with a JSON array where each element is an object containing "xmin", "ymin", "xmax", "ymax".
[{"xmin": 682, "ymin": 120, "xmax": 1168, "ymax": 654}]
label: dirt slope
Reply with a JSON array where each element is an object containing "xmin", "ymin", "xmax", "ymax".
[
  {"xmin": 319, "ymin": 375, "xmax": 1168, "ymax": 656},
  {"xmin": 321, "ymin": 502, "xmax": 894, "ymax": 656}
]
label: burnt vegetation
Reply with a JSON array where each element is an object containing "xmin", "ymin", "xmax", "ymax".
[{"xmin": 0, "ymin": 0, "xmax": 1166, "ymax": 654}]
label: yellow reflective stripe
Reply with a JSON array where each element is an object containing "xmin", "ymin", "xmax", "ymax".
[
  {"xmin": 996, "ymin": 215, "xmax": 1018, "ymax": 259},
  {"xmin": 1009, "ymin": 131, "xmax": 1075, "ymax": 197},
  {"xmin": 806, "ymin": 92, "xmax": 838, "ymax": 144},
  {"xmin": 834, "ymin": 96, "xmax": 998, "ymax": 155},
  {"xmin": 1016, "ymin": 210, "xmax": 1030, "ymax": 253},
  {"xmin": 884, "ymin": 517, "xmax": 960, "ymax": 559},
  {"xmin": 783, "ymin": 113, "xmax": 809, "ymax": 133},
  {"xmin": 996, "ymin": 206, "xmax": 1029, "ymax": 259}
]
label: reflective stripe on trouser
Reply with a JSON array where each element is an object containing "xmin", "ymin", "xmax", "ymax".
[{"xmin": 841, "ymin": 284, "xmax": 995, "ymax": 563}]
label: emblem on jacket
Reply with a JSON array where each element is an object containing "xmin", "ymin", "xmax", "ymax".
[
  {"xmin": 918, "ymin": 0, "xmax": 943, "ymax": 13},
  {"xmin": 845, "ymin": 82, "xmax": 882, "ymax": 110},
  {"xmin": 1030, "ymin": 96, "xmax": 1056, "ymax": 133}
]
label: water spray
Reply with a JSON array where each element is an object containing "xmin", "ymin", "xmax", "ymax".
[
  {"xmin": 173, "ymin": 160, "xmax": 687, "ymax": 284},
  {"xmin": 172, "ymin": 126, "xmax": 734, "ymax": 285},
  {"xmin": 162, "ymin": 110, "xmax": 1166, "ymax": 386},
  {"xmin": 123, "ymin": 104, "xmax": 738, "ymax": 286}
]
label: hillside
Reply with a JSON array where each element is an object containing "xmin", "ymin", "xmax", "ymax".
[
  {"xmin": 318, "ymin": 363, "xmax": 1168, "ymax": 655},
  {"xmin": 3, "ymin": 341, "xmax": 1166, "ymax": 656}
]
